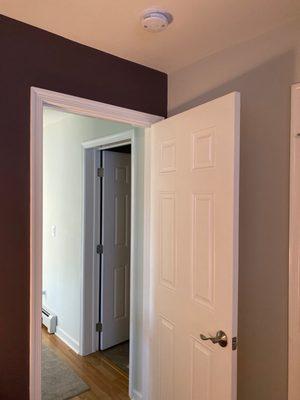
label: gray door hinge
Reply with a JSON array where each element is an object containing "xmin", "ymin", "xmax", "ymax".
[
  {"xmin": 96, "ymin": 322, "xmax": 102, "ymax": 332},
  {"xmin": 96, "ymin": 244, "xmax": 103, "ymax": 254},
  {"xmin": 232, "ymin": 337, "xmax": 238, "ymax": 351},
  {"xmin": 97, "ymin": 167, "xmax": 104, "ymax": 178}
]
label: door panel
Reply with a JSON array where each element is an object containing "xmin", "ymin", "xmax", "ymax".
[
  {"xmin": 150, "ymin": 93, "xmax": 240, "ymax": 400},
  {"xmin": 192, "ymin": 193, "xmax": 214, "ymax": 308},
  {"xmin": 101, "ymin": 150, "xmax": 131, "ymax": 350}
]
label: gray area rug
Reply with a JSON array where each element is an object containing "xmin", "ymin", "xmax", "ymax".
[{"xmin": 42, "ymin": 344, "xmax": 89, "ymax": 400}]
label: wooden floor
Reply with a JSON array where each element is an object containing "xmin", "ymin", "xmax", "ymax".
[{"xmin": 42, "ymin": 328, "xmax": 130, "ymax": 400}]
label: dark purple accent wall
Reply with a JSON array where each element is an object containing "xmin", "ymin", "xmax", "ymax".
[{"xmin": 0, "ymin": 14, "xmax": 167, "ymax": 400}]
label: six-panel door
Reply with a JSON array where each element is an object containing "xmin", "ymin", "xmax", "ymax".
[
  {"xmin": 150, "ymin": 93, "xmax": 240, "ymax": 400},
  {"xmin": 101, "ymin": 150, "xmax": 131, "ymax": 350}
]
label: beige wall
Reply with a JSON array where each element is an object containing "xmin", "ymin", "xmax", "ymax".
[{"xmin": 168, "ymin": 18, "xmax": 300, "ymax": 400}]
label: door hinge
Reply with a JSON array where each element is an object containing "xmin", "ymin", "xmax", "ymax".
[
  {"xmin": 96, "ymin": 322, "xmax": 102, "ymax": 332},
  {"xmin": 96, "ymin": 244, "xmax": 103, "ymax": 254},
  {"xmin": 97, "ymin": 167, "xmax": 104, "ymax": 178},
  {"xmin": 232, "ymin": 337, "xmax": 238, "ymax": 351}
]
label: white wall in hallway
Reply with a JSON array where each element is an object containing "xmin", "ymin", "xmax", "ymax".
[{"xmin": 168, "ymin": 16, "xmax": 300, "ymax": 400}]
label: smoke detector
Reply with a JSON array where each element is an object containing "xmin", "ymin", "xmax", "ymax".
[{"xmin": 141, "ymin": 9, "xmax": 173, "ymax": 32}]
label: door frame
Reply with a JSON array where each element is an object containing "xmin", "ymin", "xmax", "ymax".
[
  {"xmin": 289, "ymin": 83, "xmax": 300, "ymax": 400},
  {"xmin": 30, "ymin": 86, "xmax": 163, "ymax": 400}
]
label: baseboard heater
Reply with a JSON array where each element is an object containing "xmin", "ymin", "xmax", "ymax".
[{"xmin": 42, "ymin": 307, "xmax": 57, "ymax": 334}]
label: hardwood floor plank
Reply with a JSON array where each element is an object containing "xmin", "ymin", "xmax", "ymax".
[{"xmin": 42, "ymin": 328, "xmax": 130, "ymax": 399}]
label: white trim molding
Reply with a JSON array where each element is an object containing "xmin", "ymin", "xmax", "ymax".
[
  {"xmin": 82, "ymin": 130, "xmax": 133, "ymax": 149},
  {"xmin": 80, "ymin": 146, "xmax": 101, "ymax": 356},
  {"xmin": 289, "ymin": 83, "xmax": 300, "ymax": 400},
  {"xmin": 56, "ymin": 327, "xmax": 80, "ymax": 354},
  {"xmin": 132, "ymin": 390, "xmax": 143, "ymax": 400},
  {"xmin": 31, "ymin": 87, "xmax": 162, "ymax": 127},
  {"xmin": 30, "ymin": 87, "xmax": 163, "ymax": 400}
]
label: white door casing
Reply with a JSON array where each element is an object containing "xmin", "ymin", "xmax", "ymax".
[
  {"xmin": 101, "ymin": 150, "xmax": 131, "ymax": 350},
  {"xmin": 289, "ymin": 83, "xmax": 300, "ymax": 400},
  {"xmin": 30, "ymin": 87, "xmax": 162, "ymax": 400},
  {"xmin": 149, "ymin": 92, "xmax": 240, "ymax": 400}
]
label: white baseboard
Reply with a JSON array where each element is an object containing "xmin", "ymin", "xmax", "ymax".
[
  {"xmin": 131, "ymin": 390, "xmax": 142, "ymax": 400},
  {"xmin": 55, "ymin": 326, "xmax": 79, "ymax": 354}
]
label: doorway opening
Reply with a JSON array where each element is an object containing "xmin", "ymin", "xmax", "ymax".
[
  {"xmin": 31, "ymin": 87, "xmax": 162, "ymax": 400},
  {"xmin": 98, "ymin": 145, "xmax": 132, "ymax": 375},
  {"xmin": 32, "ymin": 86, "xmax": 240, "ymax": 400},
  {"xmin": 42, "ymin": 106, "xmax": 134, "ymax": 399}
]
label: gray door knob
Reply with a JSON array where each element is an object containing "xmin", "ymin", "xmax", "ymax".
[{"xmin": 200, "ymin": 330, "xmax": 228, "ymax": 347}]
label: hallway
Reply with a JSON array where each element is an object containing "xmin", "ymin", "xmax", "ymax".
[{"xmin": 42, "ymin": 328, "xmax": 130, "ymax": 400}]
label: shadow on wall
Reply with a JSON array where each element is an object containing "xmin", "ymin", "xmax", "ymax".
[{"xmin": 172, "ymin": 51, "xmax": 294, "ymax": 400}]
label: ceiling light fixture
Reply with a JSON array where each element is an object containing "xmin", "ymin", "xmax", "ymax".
[{"xmin": 141, "ymin": 9, "xmax": 173, "ymax": 33}]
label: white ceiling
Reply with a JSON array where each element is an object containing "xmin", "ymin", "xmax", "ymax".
[{"xmin": 1, "ymin": 0, "xmax": 300, "ymax": 73}]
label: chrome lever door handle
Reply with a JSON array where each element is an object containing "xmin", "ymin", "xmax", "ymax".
[{"xmin": 200, "ymin": 330, "xmax": 228, "ymax": 347}]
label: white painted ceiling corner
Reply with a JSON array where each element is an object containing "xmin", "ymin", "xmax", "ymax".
[{"xmin": 1, "ymin": 0, "xmax": 300, "ymax": 73}]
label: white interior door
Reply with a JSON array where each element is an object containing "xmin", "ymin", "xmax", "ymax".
[
  {"xmin": 101, "ymin": 150, "xmax": 131, "ymax": 350},
  {"xmin": 149, "ymin": 92, "xmax": 240, "ymax": 400}
]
